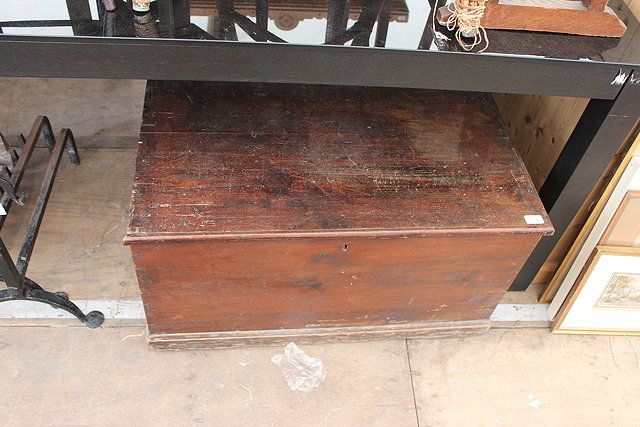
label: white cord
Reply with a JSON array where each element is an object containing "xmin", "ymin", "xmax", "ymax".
[
  {"xmin": 610, "ymin": 335, "xmax": 640, "ymax": 373},
  {"xmin": 444, "ymin": 0, "xmax": 489, "ymax": 52}
]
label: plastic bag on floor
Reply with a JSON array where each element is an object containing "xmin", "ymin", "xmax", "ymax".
[{"xmin": 271, "ymin": 342, "xmax": 326, "ymax": 392}]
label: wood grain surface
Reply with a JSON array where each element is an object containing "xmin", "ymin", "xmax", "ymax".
[
  {"xmin": 127, "ymin": 81, "xmax": 551, "ymax": 242},
  {"xmin": 482, "ymin": 0, "xmax": 627, "ymax": 37},
  {"xmin": 147, "ymin": 320, "xmax": 491, "ymax": 349},
  {"xmin": 492, "ymin": 94, "xmax": 589, "ymax": 191},
  {"xmin": 134, "ymin": 233, "xmax": 539, "ymax": 336}
]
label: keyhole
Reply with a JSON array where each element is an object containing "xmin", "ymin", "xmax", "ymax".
[{"xmin": 343, "ymin": 243, "xmax": 350, "ymax": 252}]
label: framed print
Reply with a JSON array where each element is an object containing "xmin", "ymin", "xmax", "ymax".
[
  {"xmin": 600, "ymin": 191, "xmax": 640, "ymax": 247},
  {"xmin": 553, "ymin": 246, "xmax": 640, "ymax": 335},
  {"xmin": 548, "ymin": 157, "xmax": 640, "ymax": 319}
]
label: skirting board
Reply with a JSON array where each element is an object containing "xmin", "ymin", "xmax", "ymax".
[
  {"xmin": 147, "ymin": 320, "xmax": 492, "ymax": 350},
  {"xmin": 491, "ymin": 303, "xmax": 550, "ymax": 323},
  {"xmin": 0, "ymin": 300, "xmax": 550, "ymax": 321},
  {"xmin": 0, "ymin": 301, "xmax": 550, "ymax": 346},
  {"xmin": 0, "ymin": 299, "xmax": 145, "ymax": 319}
]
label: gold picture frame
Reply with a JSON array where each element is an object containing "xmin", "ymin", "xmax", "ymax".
[
  {"xmin": 600, "ymin": 191, "xmax": 640, "ymax": 247},
  {"xmin": 547, "ymin": 157, "xmax": 640, "ymax": 319},
  {"xmin": 553, "ymin": 246, "xmax": 640, "ymax": 335}
]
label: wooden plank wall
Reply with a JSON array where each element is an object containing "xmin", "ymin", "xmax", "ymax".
[
  {"xmin": 491, "ymin": 95, "xmax": 589, "ymax": 286},
  {"xmin": 492, "ymin": 94, "xmax": 589, "ymax": 190}
]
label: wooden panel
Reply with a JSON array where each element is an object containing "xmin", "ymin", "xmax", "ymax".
[
  {"xmin": 492, "ymin": 93, "xmax": 589, "ymax": 190},
  {"xmin": 481, "ymin": 0, "xmax": 627, "ymax": 37},
  {"xmin": 133, "ymin": 233, "xmax": 540, "ymax": 336},
  {"xmin": 584, "ymin": 0, "xmax": 609, "ymax": 12},
  {"xmin": 127, "ymin": 81, "xmax": 551, "ymax": 241}
]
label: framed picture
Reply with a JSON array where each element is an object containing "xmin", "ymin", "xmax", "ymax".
[
  {"xmin": 600, "ymin": 191, "xmax": 640, "ymax": 247},
  {"xmin": 548, "ymin": 157, "xmax": 640, "ymax": 319},
  {"xmin": 553, "ymin": 246, "xmax": 640, "ymax": 335}
]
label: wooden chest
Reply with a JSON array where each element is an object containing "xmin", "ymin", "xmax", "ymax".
[{"xmin": 125, "ymin": 81, "xmax": 553, "ymax": 349}]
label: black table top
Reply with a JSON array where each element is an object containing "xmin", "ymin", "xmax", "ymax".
[{"xmin": 1, "ymin": 0, "xmax": 639, "ymax": 65}]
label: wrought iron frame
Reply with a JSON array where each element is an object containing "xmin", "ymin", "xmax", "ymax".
[{"xmin": 0, "ymin": 116, "xmax": 104, "ymax": 328}]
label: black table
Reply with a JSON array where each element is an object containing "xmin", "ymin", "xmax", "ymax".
[{"xmin": 1, "ymin": 0, "xmax": 639, "ymax": 290}]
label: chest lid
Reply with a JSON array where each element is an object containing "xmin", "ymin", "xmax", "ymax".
[{"xmin": 125, "ymin": 81, "xmax": 552, "ymax": 243}]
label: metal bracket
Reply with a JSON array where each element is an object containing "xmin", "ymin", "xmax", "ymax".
[{"xmin": 0, "ymin": 176, "xmax": 28, "ymax": 206}]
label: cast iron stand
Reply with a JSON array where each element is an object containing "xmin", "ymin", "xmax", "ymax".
[{"xmin": 0, "ymin": 116, "xmax": 104, "ymax": 328}]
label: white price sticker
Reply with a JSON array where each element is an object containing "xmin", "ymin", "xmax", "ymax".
[{"xmin": 524, "ymin": 215, "xmax": 544, "ymax": 225}]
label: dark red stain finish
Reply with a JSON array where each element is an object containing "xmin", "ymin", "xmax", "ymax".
[{"xmin": 127, "ymin": 81, "xmax": 552, "ymax": 341}]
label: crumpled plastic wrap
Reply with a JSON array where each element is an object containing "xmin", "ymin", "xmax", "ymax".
[{"xmin": 271, "ymin": 342, "xmax": 326, "ymax": 392}]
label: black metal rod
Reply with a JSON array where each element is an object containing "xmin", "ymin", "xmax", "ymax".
[
  {"xmin": 230, "ymin": 12, "xmax": 285, "ymax": 43},
  {"xmin": 66, "ymin": 0, "xmax": 95, "ymax": 36},
  {"xmin": 177, "ymin": 0, "xmax": 193, "ymax": 29},
  {"xmin": 156, "ymin": 0, "xmax": 193, "ymax": 38},
  {"xmin": 255, "ymin": 0, "xmax": 269, "ymax": 42},
  {"xmin": 217, "ymin": 0, "xmax": 238, "ymax": 41},
  {"xmin": 326, "ymin": 0, "xmax": 351, "ymax": 44},
  {"xmin": 0, "ymin": 176, "xmax": 27, "ymax": 205},
  {"xmin": 42, "ymin": 117, "xmax": 56, "ymax": 151},
  {"xmin": 355, "ymin": 0, "xmax": 386, "ymax": 46},
  {"xmin": 418, "ymin": 0, "xmax": 436, "ymax": 50},
  {"xmin": 0, "ymin": 20, "xmax": 94, "ymax": 27},
  {"xmin": 327, "ymin": 0, "xmax": 385, "ymax": 46},
  {"xmin": 157, "ymin": 0, "xmax": 177, "ymax": 38},
  {"xmin": 0, "ymin": 116, "xmax": 49, "ymax": 228},
  {"xmin": 65, "ymin": 130, "xmax": 81, "ymax": 166},
  {"xmin": 0, "ymin": 237, "xmax": 23, "ymax": 297},
  {"xmin": 374, "ymin": 0, "xmax": 392, "ymax": 47},
  {"xmin": 15, "ymin": 129, "xmax": 77, "ymax": 276}
]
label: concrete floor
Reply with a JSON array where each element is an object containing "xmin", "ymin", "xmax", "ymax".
[{"xmin": 0, "ymin": 78, "xmax": 639, "ymax": 426}]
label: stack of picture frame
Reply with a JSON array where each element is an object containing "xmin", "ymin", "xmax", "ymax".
[{"xmin": 551, "ymin": 152, "xmax": 640, "ymax": 335}]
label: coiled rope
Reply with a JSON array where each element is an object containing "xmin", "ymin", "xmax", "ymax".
[{"xmin": 444, "ymin": 0, "xmax": 490, "ymax": 52}]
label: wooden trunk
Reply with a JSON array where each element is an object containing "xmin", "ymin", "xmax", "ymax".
[{"xmin": 125, "ymin": 81, "xmax": 553, "ymax": 349}]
